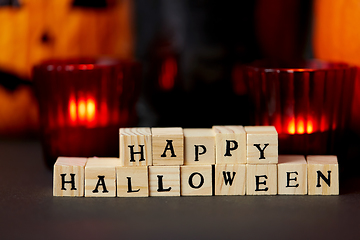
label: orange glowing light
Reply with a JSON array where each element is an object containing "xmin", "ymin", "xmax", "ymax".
[
  {"xmin": 78, "ymin": 99, "xmax": 86, "ymax": 121},
  {"xmin": 159, "ymin": 57, "xmax": 177, "ymax": 91},
  {"xmin": 86, "ymin": 98, "xmax": 96, "ymax": 122},
  {"xmin": 297, "ymin": 119, "xmax": 305, "ymax": 134},
  {"xmin": 69, "ymin": 98, "xmax": 77, "ymax": 122},
  {"xmin": 307, "ymin": 120, "xmax": 313, "ymax": 134},
  {"xmin": 288, "ymin": 118, "xmax": 296, "ymax": 134}
]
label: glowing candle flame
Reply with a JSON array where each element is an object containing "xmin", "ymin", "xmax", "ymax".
[
  {"xmin": 69, "ymin": 97, "xmax": 77, "ymax": 123},
  {"xmin": 86, "ymin": 98, "xmax": 96, "ymax": 122},
  {"xmin": 288, "ymin": 118, "xmax": 295, "ymax": 134},
  {"xmin": 78, "ymin": 99, "xmax": 86, "ymax": 122}
]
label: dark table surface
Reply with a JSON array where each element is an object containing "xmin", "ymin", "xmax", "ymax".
[{"xmin": 1, "ymin": 139, "xmax": 360, "ymax": 240}]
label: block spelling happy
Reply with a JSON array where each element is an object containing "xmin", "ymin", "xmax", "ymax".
[
  {"xmin": 85, "ymin": 158, "xmax": 120, "ymax": 197},
  {"xmin": 245, "ymin": 126, "xmax": 278, "ymax": 164},
  {"xmin": 152, "ymin": 127, "xmax": 184, "ymax": 166},
  {"xmin": 184, "ymin": 128, "xmax": 215, "ymax": 165},
  {"xmin": 53, "ymin": 157, "xmax": 88, "ymax": 197},
  {"xmin": 149, "ymin": 166, "xmax": 180, "ymax": 196},
  {"xmin": 215, "ymin": 164, "xmax": 246, "ymax": 195},
  {"xmin": 120, "ymin": 128, "xmax": 152, "ymax": 167},
  {"xmin": 278, "ymin": 155, "xmax": 307, "ymax": 195},
  {"xmin": 246, "ymin": 164, "xmax": 277, "ymax": 195},
  {"xmin": 180, "ymin": 165, "xmax": 213, "ymax": 196},
  {"xmin": 117, "ymin": 166, "xmax": 149, "ymax": 197},
  {"xmin": 307, "ymin": 155, "xmax": 339, "ymax": 195},
  {"xmin": 213, "ymin": 126, "xmax": 246, "ymax": 164}
]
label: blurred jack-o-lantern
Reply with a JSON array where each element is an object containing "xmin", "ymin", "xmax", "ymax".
[
  {"xmin": 313, "ymin": 0, "xmax": 360, "ymax": 133},
  {"xmin": 0, "ymin": 0, "xmax": 134, "ymax": 78},
  {"xmin": 0, "ymin": 0, "xmax": 134, "ymax": 136}
]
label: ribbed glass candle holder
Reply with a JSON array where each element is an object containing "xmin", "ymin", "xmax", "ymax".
[
  {"xmin": 33, "ymin": 58, "xmax": 141, "ymax": 166},
  {"xmin": 233, "ymin": 60, "xmax": 357, "ymax": 155}
]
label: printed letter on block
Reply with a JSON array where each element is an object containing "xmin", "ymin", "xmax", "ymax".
[
  {"xmin": 152, "ymin": 127, "xmax": 184, "ymax": 166},
  {"xmin": 120, "ymin": 128, "xmax": 152, "ymax": 167},
  {"xmin": 245, "ymin": 126, "xmax": 278, "ymax": 164},
  {"xmin": 307, "ymin": 155, "xmax": 339, "ymax": 195},
  {"xmin": 213, "ymin": 126, "xmax": 246, "ymax": 164},
  {"xmin": 85, "ymin": 158, "xmax": 119, "ymax": 197},
  {"xmin": 53, "ymin": 157, "xmax": 88, "ymax": 197},
  {"xmin": 184, "ymin": 128, "xmax": 215, "ymax": 165},
  {"xmin": 215, "ymin": 164, "xmax": 246, "ymax": 195},
  {"xmin": 278, "ymin": 155, "xmax": 307, "ymax": 195}
]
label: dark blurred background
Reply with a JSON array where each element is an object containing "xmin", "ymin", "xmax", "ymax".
[
  {"xmin": 0, "ymin": 0, "xmax": 315, "ymax": 136},
  {"xmin": 2, "ymin": 0, "xmax": 360, "ymax": 171}
]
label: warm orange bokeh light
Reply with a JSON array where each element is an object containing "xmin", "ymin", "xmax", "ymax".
[
  {"xmin": 288, "ymin": 118, "xmax": 296, "ymax": 134},
  {"xmin": 86, "ymin": 98, "xmax": 96, "ymax": 122},
  {"xmin": 159, "ymin": 57, "xmax": 177, "ymax": 91},
  {"xmin": 69, "ymin": 97, "xmax": 77, "ymax": 123},
  {"xmin": 297, "ymin": 119, "xmax": 305, "ymax": 134},
  {"xmin": 307, "ymin": 120, "xmax": 314, "ymax": 134},
  {"xmin": 287, "ymin": 117, "xmax": 314, "ymax": 134},
  {"xmin": 78, "ymin": 99, "xmax": 86, "ymax": 121},
  {"xmin": 69, "ymin": 97, "xmax": 97, "ymax": 124}
]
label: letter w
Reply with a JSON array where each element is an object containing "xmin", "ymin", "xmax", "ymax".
[{"xmin": 223, "ymin": 171, "xmax": 236, "ymax": 186}]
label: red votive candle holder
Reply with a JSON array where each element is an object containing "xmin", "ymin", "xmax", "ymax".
[
  {"xmin": 33, "ymin": 58, "xmax": 141, "ymax": 167},
  {"xmin": 233, "ymin": 59, "xmax": 357, "ymax": 155}
]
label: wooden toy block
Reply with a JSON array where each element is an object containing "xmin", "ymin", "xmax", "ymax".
[
  {"xmin": 278, "ymin": 155, "xmax": 307, "ymax": 195},
  {"xmin": 245, "ymin": 126, "xmax": 278, "ymax": 164},
  {"xmin": 149, "ymin": 166, "xmax": 180, "ymax": 196},
  {"xmin": 213, "ymin": 126, "xmax": 246, "ymax": 164},
  {"xmin": 246, "ymin": 164, "xmax": 277, "ymax": 195},
  {"xmin": 53, "ymin": 157, "xmax": 87, "ymax": 197},
  {"xmin": 180, "ymin": 165, "xmax": 213, "ymax": 196},
  {"xmin": 85, "ymin": 157, "xmax": 120, "ymax": 197},
  {"xmin": 116, "ymin": 166, "xmax": 149, "ymax": 197},
  {"xmin": 183, "ymin": 128, "xmax": 215, "ymax": 165},
  {"xmin": 152, "ymin": 127, "xmax": 184, "ymax": 166},
  {"xmin": 307, "ymin": 155, "xmax": 339, "ymax": 195},
  {"xmin": 215, "ymin": 164, "xmax": 246, "ymax": 195},
  {"xmin": 120, "ymin": 128, "xmax": 152, "ymax": 167}
]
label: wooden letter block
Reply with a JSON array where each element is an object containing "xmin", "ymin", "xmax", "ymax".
[
  {"xmin": 180, "ymin": 165, "xmax": 213, "ymax": 196},
  {"xmin": 245, "ymin": 126, "xmax": 278, "ymax": 164},
  {"xmin": 152, "ymin": 127, "xmax": 184, "ymax": 166},
  {"xmin": 120, "ymin": 128, "xmax": 152, "ymax": 167},
  {"xmin": 184, "ymin": 128, "xmax": 215, "ymax": 165},
  {"xmin": 246, "ymin": 164, "xmax": 277, "ymax": 195},
  {"xmin": 215, "ymin": 164, "xmax": 246, "ymax": 195},
  {"xmin": 149, "ymin": 166, "xmax": 180, "ymax": 196},
  {"xmin": 53, "ymin": 157, "xmax": 87, "ymax": 197},
  {"xmin": 85, "ymin": 158, "xmax": 120, "ymax": 197},
  {"xmin": 307, "ymin": 155, "xmax": 339, "ymax": 195},
  {"xmin": 116, "ymin": 166, "xmax": 149, "ymax": 197},
  {"xmin": 278, "ymin": 155, "xmax": 307, "ymax": 195},
  {"xmin": 213, "ymin": 126, "xmax": 246, "ymax": 164}
]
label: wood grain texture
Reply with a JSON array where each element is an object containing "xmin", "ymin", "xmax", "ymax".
[
  {"xmin": 180, "ymin": 165, "xmax": 213, "ymax": 196},
  {"xmin": 149, "ymin": 166, "xmax": 180, "ymax": 196},
  {"xmin": 120, "ymin": 128, "xmax": 152, "ymax": 167},
  {"xmin": 184, "ymin": 128, "xmax": 215, "ymax": 165},
  {"xmin": 116, "ymin": 166, "xmax": 149, "ymax": 197},
  {"xmin": 152, "ymin": 127, "xmax": 184, "ymax": 166},
  {"xmin": 215, "ymin": 164, "xmax": 246, "ymax": 195},
  {"xmin": 278, "ymin": 155, "xmax": 307, "ymax": 195},
  {"xmin": 246, "ymin": 164, "xmax": 277, "ymax": 195},
  {"xmin": 53, "ymin": 157, "xmax": 87, "ymax": 197},
  {"xmin": 85, "ymin": 158, "xmax": 120, "ymax": 197},
  {"xmin": 245, "ymin": 126, "xmax": 278, "ymax": 164},
  {"xmin": 307, "ymin": 155, "xmax": 339, "ymax": 195},
  {"xmin": 213, "ymin": 126, "xmax": 246, "ymax": 164}
]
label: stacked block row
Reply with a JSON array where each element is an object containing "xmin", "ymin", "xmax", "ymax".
[{"xmin": 53, "ymin": 126, "xmax": 339, "ymax": 197}]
